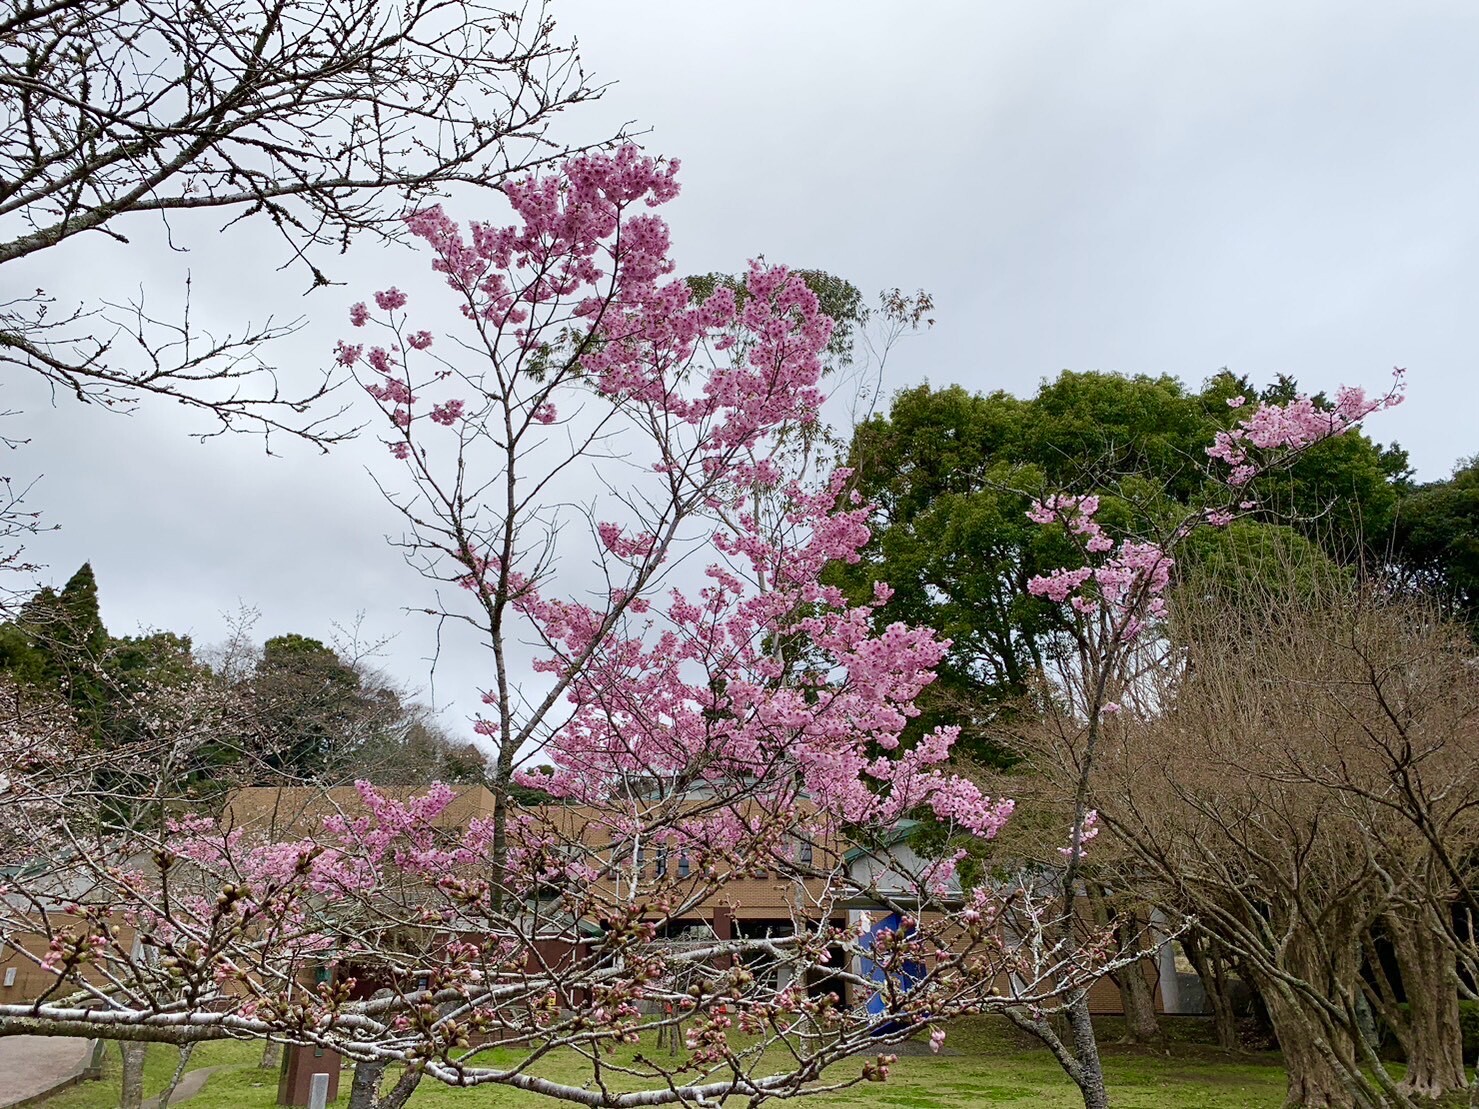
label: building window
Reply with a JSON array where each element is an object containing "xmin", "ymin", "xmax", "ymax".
[{"xmin": 678, "ymin": 853, "xmax": 690, "ymax": 879}]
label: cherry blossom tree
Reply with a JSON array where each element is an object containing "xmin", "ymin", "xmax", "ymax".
[
  {"xmin": 0, "ymin": 674, "xmax": 87, "ymax": 858},
  {"xmin": 0, "ymin": 147, "xmax": 1137, "ymax": 1107}
]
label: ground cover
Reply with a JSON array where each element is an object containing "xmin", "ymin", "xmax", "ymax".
[
  {"xmin": 31, "ymin": 1039, "xmax": 257, "ymax": 1109},
  {"xmin": 34, "ymin": 1018, "xmax": 1299, "ymax": 1108}
]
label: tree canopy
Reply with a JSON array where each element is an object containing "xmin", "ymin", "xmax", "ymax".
[
  {"xmin": 0, "ymin": 566, "xmax": 487, "ymax": 799},
  {"xmin": 829, "ymin": 370, "xmax": 1416, "ymax": 763},
  {"xmin": 1391, "ymin": 456, "xmax": 1479, "ymax": 631}
]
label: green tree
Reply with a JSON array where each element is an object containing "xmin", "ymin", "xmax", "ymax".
[
  {"xmin": 830, "ymin": 371, "xmax": 1409, "ymax": 764},
  {"xmin": 0, "ymin": 566, "xmax": 240, "ymax": 827},
  {"xmin": 55, "ymin": 563, "xmax": 109, "ymax": 659},
  {"xmin": 248, "ymin": 634, "xmax": 376, "ymax": 779},
  {"xmin": 0, "ymin": 563, "xmax": 112, "ymax": 725},
  {"xmin": 1392, "ymin": 456, "xmax": 1479, "ymax": 632},
  {"xmin": 240, "ymin": 633, "xmax": 483, "ymax": 787},
  {"xmin": 0, "ymin": 589, "xmax": 54, "ymax": 685}
]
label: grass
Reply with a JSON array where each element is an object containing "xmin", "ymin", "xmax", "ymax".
[
  {"xmin": 33, "ymin": 1039, "xmax": 262, "ymax": 1109},
  {"xmin": 35, "ymin": 1017, "xmax": 1293, "ymax": 1108},
  {"xmin": 799, "ymin": 1018, "xmax": 1290, "ymax": 1109}
]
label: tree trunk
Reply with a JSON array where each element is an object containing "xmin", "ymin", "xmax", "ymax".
[
  {"xmin": 1066, "ymin": 992, "xmax": 1110, "ymax": 1109},
  {"xmin": 1388, "ymin": 911, "xmax": 1467, "ymax": 1099},
  {"xmin": 1266, "ymin": 1006, "xmax": 1362, "ymax": 1109},
  {"xmin": 348, "ymin": 1059, "xmax": 386, "ymax": 1109},
  {"xmin": 1183, "ymin": 929, "xmax": 1241, "ymax": 1051},
  {"xmin": 348, "ymin": 1059, "xmax": 421, "ymax": 1109},
  {"xmin": 1116, "ymin": 959, "xmax": 1162, "ymax": 1044},
  {"xmin": 378, "ymin": 1067, "xmax": 421, "ymax": 1109},
  {"xmin": 1248, "ymin": 936, "xmax": 1383, "ymax": 1109},
  {"xmin": 155, "ymin": 1043, "xmax": 195, "ymax": 1109},
  {"xmin": 1112, "ymin": 916, "xmax": 1162, "ymax": 1044},
  {"xmin": 118, "ymin": 1041, "xmax": 147, "ymax": 1109},
  {"xmin": 1005, "ymin": 1003, "xmax": 1109, "ymax": 1109},
  {"xmin": 259, "ymin": 1039, "xmax": 282, "ymax": 1070}
]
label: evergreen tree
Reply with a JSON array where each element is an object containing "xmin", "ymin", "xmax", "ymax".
[
  {"xmin": 829, "ymin": 371, "xmax": 1411, "ymax": 765},
  {"xmin": 0, "ymin": 563, "xmax": 111, "ymax": 725},
  {"xmin": 1392, "ymin": 456, "xmax": 1479, "ymax": 633}
]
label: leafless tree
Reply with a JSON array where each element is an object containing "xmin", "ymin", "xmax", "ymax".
[
  {"xmin": 1079, "ymin": 567, "xmax": 1479, "ymax": 1108},
  {"xmin": 1, "ymin": 0, "xmax": 609, "ymax": 423},
  {"xmin": 0, "ymin": 0, "xmax": 617, "ymax": 574}
]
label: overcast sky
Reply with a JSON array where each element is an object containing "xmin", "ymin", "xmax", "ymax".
[{"xmin": 11, "ymin": 0, "xmax": 1477, "ymax": 742}]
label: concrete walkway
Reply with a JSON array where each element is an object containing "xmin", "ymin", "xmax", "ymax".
[
  {"xmin": 0, "ymin": 1036, "xmax": 93, "ymax": 1108},
  {"xmin": 141, "ymin": 1064, "xmax": 230, "ymax": 1109}
]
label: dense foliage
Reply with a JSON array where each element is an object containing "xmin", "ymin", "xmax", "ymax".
[
  {"xmin": 0, "ymin": 566, "xmax": 483, "ymax": 801},
  {"xmin": 827, "ymin": 371, "xmax": 1445, "ymax": 763}
]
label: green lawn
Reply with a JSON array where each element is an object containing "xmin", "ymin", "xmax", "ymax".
[
  {"xmin": 36, "ymin": 1018, "xmax": 1292, "ymax": 1108},
  {"xmin": 33, "ymin": 1039, "xmax": 263, "ymax": 1109}
]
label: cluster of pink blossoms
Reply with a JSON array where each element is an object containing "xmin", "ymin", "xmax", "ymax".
[
  {"xmin": 340, "ymin": 146, "xmax": 833, "ymax": 469},
  {"xmin": 1027, "ymin": 370, "xmax": 1406, "ymax": 643},
  {"xmin": 1026, "ymin": 496, "xmax": 1173, "ymax": 639},
  {"xmin": 1027, "ymin": 494, "xmax": 1115, "ymax": 553},
  {"xmin": 157, "ymin": 783, "xmax": 503, "ymax": 960},
  {"xmin": 334, "ymin": 146, "xmax": 1013, "ymax": 852},
  {"xmin": 1207, "ymin": 368, "xmax": 1405, "ymax": 485},
  {"xmin": 511, "ymin": 466, "xmax": 1015, "ymax": 843},
  {"xmin": 1056, "ymin": 810, "xmax": 1100, "ymax": 858}
]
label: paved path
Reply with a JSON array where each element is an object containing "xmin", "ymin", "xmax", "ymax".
[
  {"xmin": 141, "ymin": 1064, "xmax": 231, "ymax": 1109},
  {"xmin": 0, "ymin": 1036, "xmax": 92, "ymax": 1108}
]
